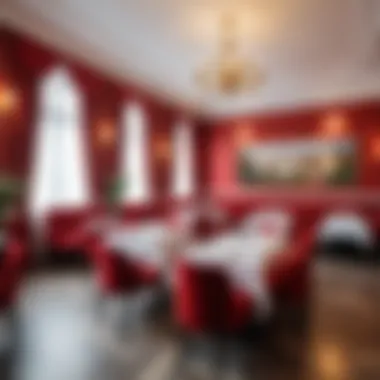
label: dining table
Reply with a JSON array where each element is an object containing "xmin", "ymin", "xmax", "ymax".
[
  {"xmin": 100, "ymin": 220, "xmax": 190, "ymax": 282},
  {"xmin": 183, "ymin": 231, "xmax": 286, "ymax": 319},
  {"xmin": 97, "ymin": 216, "xmax": 288, "ymax": 319}
]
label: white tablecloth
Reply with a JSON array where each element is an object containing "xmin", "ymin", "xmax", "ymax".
[
  {"xmin": 104, "ymin": 222, "xmax": 173, "ymax": 267},
  {"xmin": 185, "ymin": 232, "xmax": 284, "ymax": 318},
  {"xmin": 318, "ymin": 213, "xmax": 374, "ymax": 247},
  {"xmin": 103, "ymin": 224, "xmax": 285, "ymax": 319}
]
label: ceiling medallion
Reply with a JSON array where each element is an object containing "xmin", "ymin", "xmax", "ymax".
[{"xmin": 196, "ymin": 14, "xmax": 265, "ymax": 95}]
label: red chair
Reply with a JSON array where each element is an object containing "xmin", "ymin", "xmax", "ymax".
[
  {"xmin": 192, "ymin": 218, "xmax": 216, "ymax": 240},
  {"xmin": 136, "ymin": 261, "xmax": 160, "ymax": 287},
  {"xmin": 6, "ymin": 212, "xmax": 31, "ymax": 270},
  {"xmin": 90, "ymin": 240, "xmax": 159, "ymax": 295},
  {"xmin": 266, "ymin": 227, "xmax": 316, "ymax": 305},
  {"xmin": 91, "ymin": 242, "xmax": 139, "ymax": 295},
  {"xmin": 121, "ymin": 202, "xmax": 168, "ymax": 223},
  {"xmin": 192, "ymin": 209, "xmax": 229, "ymax": 241},
  {"xmin": 0, "ymin": 237, "xmax": 26, "ymax": 310},
  {"xmin": 175, "ymin": 262, "xmax": 252, "ymax": 334},
  {"xmin": 45, "ymin": 208, "xmax": 92, "ymax": 264},
  {"xmin": 172, "ymin": 262, "xmax": 253, "ymax": 378}
]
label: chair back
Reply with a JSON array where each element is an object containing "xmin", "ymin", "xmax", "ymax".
[
  {"xmin": 3, "ymin": 238, "xmax": 25, "ymax": 272},
  {"xmin": 192, "ymin": 217, "xmax": 217, "ymax": 240},
  {"xmin": 175, "ymin": 262, "xmax": 231, "ymax": 333},
  {"xmin": 93, "ymin": 242, "xmax": 142, "ymax": 294},
  {"xmin": 5, "ymin": 212, "xmax": 30, "ymax": 268},
  {"xmin": 45, "ymin": 207, "xmax": 91, "ymax": 250},
  {"xmin": 121, "ymin": 202, "xmax": 168, "ymax": 223},
  {"xmin": 47, "ymin": 207, "xmax": 89, "ymax": 232},
  {"xmin": 266, "ymin": 227, "xmax": 315, "ymax": 300}
]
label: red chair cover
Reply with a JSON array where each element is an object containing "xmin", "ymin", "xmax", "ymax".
[
  {"xmin": 175, "ymin": 262, "xmax": 252, "ymax": 333},
  {"xmin": 90, "ymin": 240, "xmax": 159, "ymax": 294},
  {"xmin": 45, "ymin": 208, "xmax": 92, "ymax": 253},
  {"xmin": 6, "ymin": 212, "xmax": 30, "ymax": 269},
  {"xmin": 266, "ymin": 228, "xmax": 315, "ymax": 303},
  {"xmin": 0, "ymin": 237, "xmax": 26, "ymax": 309}
]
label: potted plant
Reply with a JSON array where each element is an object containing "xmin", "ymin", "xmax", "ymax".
[
  {"xmin": 0, "ymin": 174, "xmax": 23, "ymax": 243},
  {"xmin": 104, "ymin": 176, "xmax": 124, "ymax": 219}
]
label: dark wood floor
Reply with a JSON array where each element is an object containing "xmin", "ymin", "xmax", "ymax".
[{"xmin": 0, "ymin": 257, "xmax": 379, "ymax": 380}]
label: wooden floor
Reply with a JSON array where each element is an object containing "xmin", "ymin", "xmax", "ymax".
[{"xmin": 0, "ymin": 257, "xmax": 379, "ymax": 380}]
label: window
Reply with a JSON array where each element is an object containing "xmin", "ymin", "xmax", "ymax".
[
  {"xmin": 121, "ymin": 103, "xmax": 150, "ymax": 203},
  {"xmin": 29, "ymin": 67, "xmax": 90, "ymax": 219},
  {"xmin": 172, "ymin": 120, "xmax": 194, "ymax": 197}
]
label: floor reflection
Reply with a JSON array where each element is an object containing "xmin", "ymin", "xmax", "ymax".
[{"xmin": 0, "ymin": 258, "xmax": 378, "ymax": 380}]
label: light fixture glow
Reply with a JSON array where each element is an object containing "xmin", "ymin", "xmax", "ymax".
[
  {"xmin": 196, "ymin": 13, "xmax": 264, "ymax": 95},
  {"xmin": 0, "ymin": 85, "xmax": 19, "ymax": 116}
]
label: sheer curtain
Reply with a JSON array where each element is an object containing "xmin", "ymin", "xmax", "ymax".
[
  {"xmin": 172, "ymin": 120, "xmax": 194, "ymax": 198},
  {"xmin": 29, "ymin": 67, "xmax": 90, "ymax": 220},
  {"xmin": 121, "ymin": 103, "xmax": 150, "ymax": 203}
]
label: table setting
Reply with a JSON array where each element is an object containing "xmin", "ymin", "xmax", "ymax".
[{"xmin": 91, "ymin": 208, "xmax": 293, "ymax": 319}]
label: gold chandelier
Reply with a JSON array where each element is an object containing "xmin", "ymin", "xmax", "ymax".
[{"xmin": 196, "ymin": 14, "xmax": 264, "ymax": 95}]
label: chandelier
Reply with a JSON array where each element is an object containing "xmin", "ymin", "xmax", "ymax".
[{"xmin": 196, "ymin": 14, "xmax": 264, "ymax": 95}]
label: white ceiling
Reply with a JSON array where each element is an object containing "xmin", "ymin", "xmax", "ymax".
[{"xmin": 2, "ymin": 0, "xmax": 380, "ymax": 117}]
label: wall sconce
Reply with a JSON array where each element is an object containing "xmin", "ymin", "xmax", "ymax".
[
  {"xmin": 319, "ymin": 112, "xmax": 349, "ymax": 139},
  {"xmin": 0, "ymin": 84, "xmax": 19, "ymax": 117},
  {"xmin": 96, "ymin": 119, "xmax": 115, "ymax": 147},
  {"xmin": 234, "ymin": 122, "xmax": 255, "ymax": 148},
  {"xmin": 371, "ymin": 136, "xmax": 380, "ymax": 162}
]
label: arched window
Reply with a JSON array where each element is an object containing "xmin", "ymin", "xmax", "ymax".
[
  {"xmin": 121, "ymin": 103, "xmax": 150, "ymax": 203},
  {"xmin": 29, "ymin": 67, "xmax": 90, "ymax": 219},
  {"xmin": 172, "ymin": 120, "xmax": 194, "ymax": 198}
]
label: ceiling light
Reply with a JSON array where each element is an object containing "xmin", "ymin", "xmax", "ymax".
[{"xmin": 196, "ymin": 13, "xmax": 265, "ymax": 95}]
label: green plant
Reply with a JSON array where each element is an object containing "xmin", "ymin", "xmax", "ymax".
[
  {"xmin": 0, "ymin": 175, "xmax": 22, "ymax": 224},
  {"xmin": 105, "ymin": 176, "xmax": 124, "ymax": 213}
]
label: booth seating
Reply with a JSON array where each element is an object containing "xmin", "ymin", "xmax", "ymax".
[
  {"xmin": 174, "ymin": 262, "xmax": 253, "ymax": 334},
  {"xmin": 45, "ymin": 207, "xmax": 94, "ymax": 265}
]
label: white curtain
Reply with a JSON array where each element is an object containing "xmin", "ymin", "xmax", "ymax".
[
  {"xmin": 29, "ymin": 67, "xmax": 90, "ymax": 220},
  {"xmin": 121, "ymin": 103, "xmax": 150, "ymax": 203},
  {"xmin": 172, "ymin": 120, "xmax": 194, "ymax": 198}
]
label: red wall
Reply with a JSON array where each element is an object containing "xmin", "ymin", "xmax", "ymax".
[
  {"xmin": 205, "ymin": 103, "xmax": 380, "ymax": 235},
  {"xmin": 0, "ymin": 26, "xmax": 204, "ymax": 203},
  {"xmin": 208, "ymin": 102, "xmax": 380, "ymax": 205}
]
